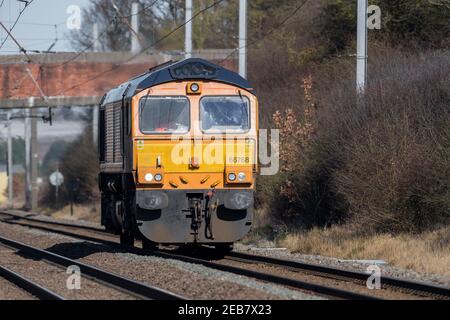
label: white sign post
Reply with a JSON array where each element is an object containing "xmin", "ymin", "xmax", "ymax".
[{"xmin": 49, "ymin": 170, "xmax": 64, "ymax": 202}]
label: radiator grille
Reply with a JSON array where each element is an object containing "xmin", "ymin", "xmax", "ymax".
[
  {"xmin": 113, "ymin": 104, "xmax": 122, "ymax": 162},
  {"xmin": 104, "ymin": 104, "xmax": 122, "ymax": 164}
]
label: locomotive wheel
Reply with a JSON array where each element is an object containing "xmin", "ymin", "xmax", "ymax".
[{"xmin": 120, "ymin": 232, "xmax": 134, "ymax": 248}]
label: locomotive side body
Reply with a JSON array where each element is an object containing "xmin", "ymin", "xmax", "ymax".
[{"xmin": 98, "ymin": 59, "xmax": 258, "ymax": 249}]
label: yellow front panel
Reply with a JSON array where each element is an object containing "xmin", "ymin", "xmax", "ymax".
[
  {"xmin": 135, "ymin": 139, "xmax": 255, "ymax": 189},
  {"xmin": 136, "ymin": 139, "xmax": 255, "ymax": 172},
  {"xmin": 137, "ymin": 140, "xmax": 192, "ymax": 173}
]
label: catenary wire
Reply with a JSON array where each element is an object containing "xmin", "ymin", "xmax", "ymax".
[
  {"xmin": 0, "ymin": 0, "xmax": 36, "ymax": 50},
  {"xmin": 58, "ymin": 0, "xmax": 225, "ymax": 95},
  {"xmin": 220, "ymin": 0, "xmax": 309, "ymax": 64}
]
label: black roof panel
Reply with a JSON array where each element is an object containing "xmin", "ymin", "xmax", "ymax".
[{"xmin": 103, "ymin": 58, "xmax": 253, "ymax": 105}]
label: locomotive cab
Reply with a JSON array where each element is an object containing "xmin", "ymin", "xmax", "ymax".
[{"xmin": 98, "ymin": 59, "xmax": 258, "ymax": 251}]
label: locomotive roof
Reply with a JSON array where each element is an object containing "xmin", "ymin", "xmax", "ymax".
[{"xmin": 102, "ymin": 58, "xmax": 254, "ymax": 105}]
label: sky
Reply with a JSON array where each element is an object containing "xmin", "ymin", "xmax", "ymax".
[
  {"xmin": 0, "ymin": 0, "xmax": 91, "ymax": 54},
  {"xmin": 0, "ymin": 1, "xmax": 93, "ymax": 145}
]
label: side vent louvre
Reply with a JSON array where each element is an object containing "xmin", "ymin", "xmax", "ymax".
[{"xmin": 104, "ymin": 103, "xmax": 123, "ymax": 165}]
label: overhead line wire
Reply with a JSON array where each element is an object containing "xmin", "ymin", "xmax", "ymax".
[
  {"xmin": 220, "ymin": 0, "xmax": 309, "ymax": 64},
  {"xmin": 0, "ymin": 0, "xmax": 35, "ymax": 50},
  {"xmin": 59, "ymin": 0, "xmax": 225, "ymax": 95},
  {"xmin": 46, "ymin": 0, "xmax": 160, "ymax": 68}
]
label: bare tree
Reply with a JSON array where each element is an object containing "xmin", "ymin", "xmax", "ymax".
[
  {"xmin": 68, "ymin": 0, "xmax": 241, "ymax": 52},
  {"xmin": 69, "ymin": 0, "xmax": 161, "ymax": 52}
]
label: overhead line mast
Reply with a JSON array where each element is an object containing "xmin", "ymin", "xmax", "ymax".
[
  {"xmin": 239, "ymin": 0, "xmax": 247, "ymax": 79},
  {"xmin": 185, "ymin": 0, "xmax": 193, "ymax": 59},
  {"xmin": 356, "ymin": 0, "xmax": 368, "ymax": 94}
]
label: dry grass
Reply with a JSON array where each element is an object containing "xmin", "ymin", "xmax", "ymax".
[
  {"xmin": 40, "ymin": 202, "xmax": 101, "ymax": 224},
  {"xmin": 279, "ymin": 225, "xmax": 450, "ymax": 276}
]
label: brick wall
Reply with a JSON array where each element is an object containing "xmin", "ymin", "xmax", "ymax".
[
  {"xmin": 0, "ymin": 62, "xmax": 150, "ymax": 99},
  {"xmin": 0, "ymin": 52, "xmax": 237, "ymax": 99}
]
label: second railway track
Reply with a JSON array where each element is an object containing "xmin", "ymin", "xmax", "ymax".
[
  {"xmin": 0, "ymin": 264, "xmax": 64, "ymax": 300},
  {"xmin": 0, "ymin": 229, "xmax": 185, "ymax": 300},
  {"xmin": 1, "ymin": 210, "xmax": 449, "ymax": 300}
]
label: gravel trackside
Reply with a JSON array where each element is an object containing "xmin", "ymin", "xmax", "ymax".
[
  {"xmin": 0, "ymin": 243, "xmax": 134, "ymax": 300},
  {"xmin": 0, "ymin": 276, "xmax": 36, "ymax": 300},
  {"xmin": 0, "ymin": 221, "xmax": 321, "ymax": 300}
]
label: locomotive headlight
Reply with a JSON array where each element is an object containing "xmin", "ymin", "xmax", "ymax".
[
  {"xmin": 190, "ymin": 83, "xmax": 199, "ymax": 92},
  {"xmin": 224, "ymin": 192, "xmax": 254, "ymax": 210},
  {"xmin": 144, "ymin": 173, "xmax": 154, "ymax": 182},
  {"xmin": 187, "ymin": 82, "xmax": 202, "ymax": 95},
  {"xmin": 154, "ymin": 174, "xmax": 163, "ymax": 182},
  {"xmin": 237, "ymin": 172, "xmax": 246, "ymax": 182},
  {"xmin": 228, "ymin": 173, "xmax": 236, "ymax": 182}
]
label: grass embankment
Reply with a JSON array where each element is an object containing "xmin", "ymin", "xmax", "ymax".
[
  {"xmin": 245, "ymin": 224, "xmax": 450, "ymax": 276},
  {"xmin": 280, "ymin": 226, "xmax": 450, "ymax": 276}
]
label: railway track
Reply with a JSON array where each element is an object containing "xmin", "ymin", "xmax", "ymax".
[
  {"xmin": 0, "ymin": 233, "xmax": 185, "ymax": 300},
  {"xmin": 0, "ymin": 264, "xmax": 65, "ymax": 300},
  {"xmin": 1, "ymin": 210, "xmax": 449, "ymax": 300},
  {"xmin": 222, "ymin": 251, "xmax": 450, "ymax": 299},
  {"xmin": 0, "ymin": 211, "xmax": 374, "ymax": 299}
]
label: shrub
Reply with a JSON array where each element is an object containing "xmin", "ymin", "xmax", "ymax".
[
  {"xmin": 40, "ymin": 140, "xmax": 69, "ymax": 177},
  {"xmin": 260, "ymin": 47, "xmax": 450, "ymax": 233},
  {"xmin": 40, "ymin": 126, "xmax": 99, "ymax": 207},
  {"xmin": 330, "ymin": 50, "xmax": 450, "ymax": 232},
  {"xmin": 318, "ymin": 0, "xmax": 450, "ymax": 53}
]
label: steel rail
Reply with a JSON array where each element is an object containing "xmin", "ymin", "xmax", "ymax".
[
  {"xmin": 0, "ymin": 235, "xmax": 185, "ymax": 300},
  {"xmin": 0, "ymin": 216, "xmax": 377, "ymax": 300},
  {"xmin": 0, "ymin": 211, "xmax": 104, "ymax": 232},
  {"xmin": 147, "ymin": 250, "xmax": 379, "ymax": 300},
  {"xmin": 224, "ymin": 251, "xmax": 450, "ymax": 299},
  {"xmin": 0, "ymin": 264, "xmax": 65, "ymax": 300},
  {"xmin": 2, "ymin": 210, "xmax": 449, "ymax": 299}
]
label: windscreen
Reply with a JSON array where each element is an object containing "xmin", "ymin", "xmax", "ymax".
[
  {"xmin": 140, "ymin": 96, "xmax": 189, "ymax": 133},
  {"xmin": 200, "ymin": 96, "xmax": 250, "ymax": 133}
]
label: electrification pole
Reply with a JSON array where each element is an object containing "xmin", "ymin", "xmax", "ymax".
[
  {"xmin": 92, "ymin": 23, "xmax": 100, "ymax": 146},
  {"xmin": 131, "ymin": 2, "xmax": 141, "ymax": 53},
  {"xmin": 185, "ymin": 0, "xmax": 193, "ymax": 59},
  {"xmin": 93, "ymin": 104, "xmax": 98, "ymax": 146},
  {"xmin": 356, "ymin": 0, "xmax": 368, "ymax": 94},
  {"xmin": 24, "ymin": 106, "xmax": 31, "ymax": 209},
  {"xmin": 24, "ymin": 96, "xmax": 39, "ymax": 211},
  {"xmin": 112, "ymin": 1, "xmax": 143, "ymax": 52},
  {"xmin": 30, "ymin": 107, "xmax": 38, "ymax": 211},
  {"xmin": 6, "ymin": 113, "xmax": 13, "ymax": 208},
  {"xmin": 239, "ymin": 0, "xmax": 247, "ymax": 79},
  {"xmin": 93, "ymin": 23, "xmax": 100, "ymax": 52}
]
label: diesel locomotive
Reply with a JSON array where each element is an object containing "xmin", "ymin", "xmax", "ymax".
[{"xmin": 98, "ymin": 58, "xmax": 258, "ymax": 251}]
